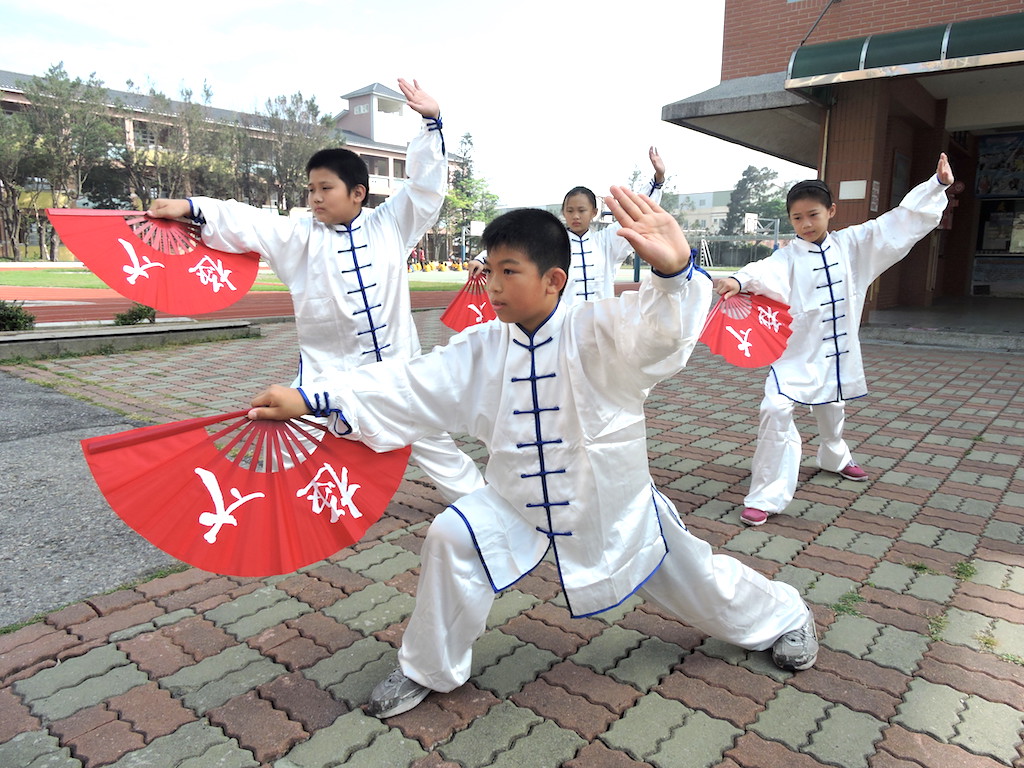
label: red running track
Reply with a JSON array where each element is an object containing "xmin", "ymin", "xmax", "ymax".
[{"xmin": 0, "ymin": 286, "xmax": 460, "ymax": 325}]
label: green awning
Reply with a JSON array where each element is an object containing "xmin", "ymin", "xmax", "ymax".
[{"xmin": 786, "ymin": 12, "xmax": 1024, "ymax": 88}]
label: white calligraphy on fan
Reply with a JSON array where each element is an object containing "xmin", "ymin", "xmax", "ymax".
[
  {"xmin": 725, "ymin": 325, "xmax": 753, "ymax": 357},
  {"xmin": 194, "ymin": 467, "xmax": 266, "ymax": 544},
  {"xmin": 119, "ymin": 238, "xmax": 165, "ymax": 284},
  {"xmin": 297, "ymin": 463, "xmax": 362, "ymax": 523},
  {"xmin": 189, "ymin": 255, "xmax": 237, "ymax": 293},
  {"xmin": 758, "ymin": 305, "xmax": 782, "ymax": 333},
  {"xmin": 467, "ymin": 303, "xmax": 485, "ymax": 323}
]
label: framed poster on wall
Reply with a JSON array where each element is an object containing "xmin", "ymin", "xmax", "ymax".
[{"xmin": 976, "ymin": 132, "xmax": 1024, "ymax": 198}]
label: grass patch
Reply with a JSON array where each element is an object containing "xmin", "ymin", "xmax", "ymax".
[
  {"xmin": 831, "ymin": 590, "xmax": 865, "ymax": 616},
  {"xmin": 952, "ymin": 561, "xmax": 977, "ymax": 581},
  {"xmin": 928, "ymin": 612, "xmax": 948, "ymax": 641},
  {"xmin": 906, "ymin": 561, "xmax": 939, "ymax": 575}
]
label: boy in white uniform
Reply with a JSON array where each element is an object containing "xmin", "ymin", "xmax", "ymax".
[
  {"xmin": 715, "ymin": 154, "xmax": 954, "ymax": 526},
  {"xmin": 147, "ymin": 79, "xmax": 483, "ymax": 504},
  {"xmin": 249, "ymin": 187, "xmax": 818, "ymax": 718},
  {"xmin": 468, "ymin": 146, "xmax": 665, "ymax": 304}
]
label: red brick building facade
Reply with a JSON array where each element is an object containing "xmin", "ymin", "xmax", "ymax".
[{"xmin": 665, "ymin": 0, "xmax": 1024, "ymax": 309}]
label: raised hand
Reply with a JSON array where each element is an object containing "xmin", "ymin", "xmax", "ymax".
[
  {"xmin": 604, "ymin": 186, "xmax": 690, "ymax": 275},
  {"xmin": 398, "ymin": 78, "xmax": 440, "ymax": 119}
]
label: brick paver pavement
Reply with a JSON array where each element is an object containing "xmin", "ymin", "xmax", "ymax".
[{"xmin": 1, "ymin": 312, "xmax": 1022, "ymax": 768}]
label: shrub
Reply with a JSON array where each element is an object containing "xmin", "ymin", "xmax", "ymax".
[
  {"xmin": 0, "ymin": 300, "xmax": 36, "ymax": 331},
  {"xmin": 113, "ymin": 303, "xmax": 157, "ymax": 325}
]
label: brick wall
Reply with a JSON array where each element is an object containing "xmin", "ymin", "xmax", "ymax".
[{"xmin": 722, "ymin": 0, "xmax": 1024, "ymax": 80}]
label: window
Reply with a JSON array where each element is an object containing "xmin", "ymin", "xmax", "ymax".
[
  {"xmin": 133, "ymin": 121, "xmax": 158, "ymax": 147},
  {"xmin": 362, "ymin": 155, "xmax": 388, "ymax": 176},
  {"xmin": 393, "ymin": 159, "xmax": 406, "ymax": 178},
  {"xmin": 353, "ymin": 103, "xmax": 369, "ymax": 115}
]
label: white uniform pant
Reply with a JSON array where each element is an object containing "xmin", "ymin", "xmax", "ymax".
[
  {"xmin": 745, "ymin": 383, "xmax": 852, "ymax": 514},
  {"xmin": 398, "ymin": 505, "xmax": 809, "ymax": 693}
]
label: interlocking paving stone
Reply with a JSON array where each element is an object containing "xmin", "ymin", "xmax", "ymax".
[
  {"xmin": 103, "ymin": 720, "xmax": 255, "ymax": 768},
  {"xmin": 0, "ymin": 731, "xmax": 83, "ymax": 768},
  {"xmin": 207, "ymin": 690, "xmax": 308, "ymax": 763}
]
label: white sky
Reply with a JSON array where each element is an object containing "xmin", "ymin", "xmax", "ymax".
[{"xmin": 0, "ymin": 0, "xmax": 812, "ymax": 207}]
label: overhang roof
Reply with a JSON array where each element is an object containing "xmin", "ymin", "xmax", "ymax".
[{"xmin": 661, "ymin": 71, "xmax": 823, "ymax": 168}]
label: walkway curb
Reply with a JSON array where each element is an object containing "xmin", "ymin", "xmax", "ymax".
[{"xmin": 0, "ymin": 321, "xmax": 260, "ymax": 361}]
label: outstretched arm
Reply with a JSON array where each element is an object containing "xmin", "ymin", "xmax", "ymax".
[
  {"xmin": 603, "ymin": 186, "xmax": 689, "ymax": 275},
  {"xmin": 398, "ymin": 78, "xmax": 440, "ymax": 119}
]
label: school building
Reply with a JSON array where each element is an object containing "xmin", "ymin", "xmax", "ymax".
[
  {"xmin": 0, "ymin": 72, "xmax": 455, "ymax": 219},
  {"xmin": 664, "ymin": 0, "xmax": 1024, "ymax": 310}
]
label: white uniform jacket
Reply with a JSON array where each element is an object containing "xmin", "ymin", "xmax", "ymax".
[
  {"xmin": 191, "ymin": 117, "xmax": 446, "ymax": 383},
  {"xmin": 302, "ymin": 263, "xmax": 712, "ymax": 617},
  {"xmin": 731, "ymin": 176, "xmax": 949, "ymax": 405},
  {"xmin": 564, "ymin": 178, "xmax": 664, "ymax": 305}
]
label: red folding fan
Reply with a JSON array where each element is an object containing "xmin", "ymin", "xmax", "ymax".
[
  {"xmin": 699, "ymin": 293, "xmax": 793, "ymax": 368},
  {"xmin": 47, "ymin": 209, "xmax": 260, "ymax": 316},
  {"xmin": 81, "ymin": 411, "xmax": 411, "ymax": 577},
  {"xmin": 440, "ymin": 273, "xmax": 497, "ymax": 331}
]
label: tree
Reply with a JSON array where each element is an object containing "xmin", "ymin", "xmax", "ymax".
[
  {"xmin": 439, "ymin": 133, "xmax": 498, "ymax": 259},
  {"xmin": 261, "ymin": 92, "xmax": 339, "ymax": 213},
  {"xmin": 20, "ymin": 63, "xmax": 121, "ymax": 258},
  {"xmin": 0, "ymin": 109, "xmax": 33, "ymax": 260},
  {"xmin": 724, "ymin": 165, "xmax": 785, "ymax": 235}
]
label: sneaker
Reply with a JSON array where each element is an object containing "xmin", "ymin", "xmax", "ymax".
[
  {"xmin": 741, "ymin": 507, "xmax": 770, "ymax": 526},
  {"xmin": 837, "ymin": 461, "xmax": 869, "ymax": 481},
  {"xmin": 772, "ymin": 609, "xmax": 819, "ymax": 671},
  {"xmin": 367, "ymin": 667, "xmax": 432, "ymax": 718}
]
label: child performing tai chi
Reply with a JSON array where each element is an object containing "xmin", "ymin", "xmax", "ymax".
[
  {"xmin": 469, "ymin": 146, "xmax": 666, "ymax": 304},
  {"xmin": 715, "ymin": 154, "xmax": 954, "ymax": 527},
  {"xmin": 147, "ymin": 79, "xmax": 483, "ymax": 504},
  {"xmin": 248, "ymin": 186, "xmax": 818, "ymax": 719}
]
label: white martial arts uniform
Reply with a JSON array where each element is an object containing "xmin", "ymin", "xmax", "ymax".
[
  {"xmin": 189, "ymin": 117, "xmax": 484, "ymax": 504},
  {"xmin": 564, "ymin": 178, "xmax": 664, "ymax": 305},
  {"xmin": 301, "ymin": 261, "xmax": 809, "ymax": 692},
  {"xmin": 730, "ymin": 175, "xmax": 950, "ymax": 513}
]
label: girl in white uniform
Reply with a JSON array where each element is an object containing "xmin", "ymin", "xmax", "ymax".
[
  {"xmin": 715, "ymin": 154, "xmax": 954, "ymax": 526},
  {"xmin": 250, "ymin": 189, "xmax": 818, "ymax": 719},
  {"xmin": 147, "ymin": 79, "xmax": 483, "ymax": 504},
  {"xmin": 468, "ymin": 147, "xmax": 666, "ymax": 305}
]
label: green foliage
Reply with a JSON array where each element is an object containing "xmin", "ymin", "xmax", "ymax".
[
  {"xmin": 724, "ymin": 165, "xmax": 792, "ymax": 236},
  {"xmin": 113, "ymin": 302, "xmax": 156, "ymax": 325},
  {"xmin": 952, "ymin": 561, "xmax": 977, "ymax": 581},
  {"xmin": 439, "ymin": 133, "xmax": 499, "ymax": 258},
  {"xmin": 831, "ymin": 590, "xmax": 865, "ymax": 616},
  {"xmin": 0, "ymin": 299, "xmax": 36, "ymax": 331},
  {"xmin": 928, "ymin": 612, "xmax": 948, "ymax": 641}
]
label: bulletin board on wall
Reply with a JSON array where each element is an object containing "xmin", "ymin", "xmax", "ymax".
[{"xmin": 975, "ymin": 132, "xmax": 1024, "ymax": 198}]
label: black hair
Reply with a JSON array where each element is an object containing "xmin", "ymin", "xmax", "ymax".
[
  {"xmin": 786, "ymin": 179, "xmax": 833, "ymax": 212},
  {"xmin": 305, "ymin": 148, "xmax": 369, "ymax": 200},
  {"xmin": 561, "ymin": 186, "xmax": 598, "ymax": 211},
  {"xmin": 481, "ymin": 208, "xmax": 570, "ymax": 277}
]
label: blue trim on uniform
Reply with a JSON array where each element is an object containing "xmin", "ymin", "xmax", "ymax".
[
  {"xmin": 808, "ymin": 241, "xmax": 850, "ymax": 400},
  {"xmin": 334, "ymin": 214, "xmax": 391, "ymax": 362},
  {"xmin": 296, "ymin": 387, "xmax": 351, "ymax": 432},
  {"xmin": 569, "ymin": 486, "xmax": 671, "ymax": 618},
  {"xmin": 425, "ymin": 113, "xmax": 445, "ymax": 156},
  {"xmin": 186, "ymin": 199, "xmax": 205, "ymax": 225},
  {"xmin": 567, "ymin": 229, "xmax": 597, "ymax": 301}
]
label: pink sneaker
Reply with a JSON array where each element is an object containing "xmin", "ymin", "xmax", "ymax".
[
  {"xmin": 741, "ymin": 507, "xmax": 770, "ymax": 526},
  {"xmin": 838, "ymin": 462, "xmax": 869, "ymax": 481}
]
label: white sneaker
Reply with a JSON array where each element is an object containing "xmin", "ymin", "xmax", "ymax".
[
  {"xmin": 367, "ymin": 666, "xmax": 432, "ymax": 718},
  {"xmin": 772, "ymin": 609, "xmax": 819, "ymax": 671}
]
